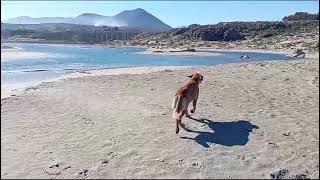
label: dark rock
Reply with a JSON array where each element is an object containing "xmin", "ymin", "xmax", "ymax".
[
  {"xmin": 283, "ymin": 132, "xmax": 291, "ymax": 136},
  {"xmin": 271, "ymin": 169, "xmax": 309, "ymax": 179},
  {"xmin": 293, "ymin": 49, "xmax": 306, "ymax": 58},
  {"xmin": 192, "ymin": 162, "xmax": 198, "ymax": 167},
  {"xmin": 181, "ymin": 48, "xmax": 196, "ymax": 52},
  {"xmin": 63, "ymin": 166, "xmax": 71, "ymax": 170},
  {"xmin": 270, "ymin": 169, "xmax": 289, "ymax": 179},
  {"xmin": 101, "ymin": 160, "xmax": 109, "ymax": 164},
  {"xmin": 290, "ymin": 173, "xmax": 308, "ymax": 179},
  {"xmin": 49, "ymin": 162, "xmax": 60, "ymax": 168},
  {"xmin": 268, "ymin": 142, "xmax": 279, "ymax": 147},
  {"xmin": 79, "ymin": 169, "xmax": 88, "ymax": 175}
]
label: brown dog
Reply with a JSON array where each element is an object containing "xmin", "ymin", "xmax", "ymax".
[{"xmin": 172, "ymin": 73, "xmax": 204, "ymax": 134}]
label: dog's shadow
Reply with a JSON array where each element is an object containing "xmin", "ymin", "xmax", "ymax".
[{"xmin": 180, "ymin": 117, "xmax": 259, "ymax": 148}]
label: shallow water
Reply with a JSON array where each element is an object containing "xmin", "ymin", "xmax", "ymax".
[{"xmin": 1, "ymin": 43, "xmax": 298, "ymax": 85}]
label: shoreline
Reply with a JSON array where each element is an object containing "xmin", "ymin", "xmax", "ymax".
[
  {"xmin": 1, "ymin": 42, "xmax": 315, "ymax": 99},
  {"xmin": 2, "ymin": 40, "xmax": 298, "ymax": 55},
  {"xmin": 2, "ymin": 40, "xmax": 147, "ymax": 49},
  {"xmin": 0, "ymin": 53, "xmax": 311, "ymax": 100},
  {"xmin": 1, "ymin": 66, "xmax": 191, "ymax": 99}
]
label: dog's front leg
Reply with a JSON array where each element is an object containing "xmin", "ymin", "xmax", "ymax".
[
  {"xmin": 176, "ymin": 119, "xmax": 180, "ymax": 134},
  {"xmin": 191, "ymin": 99, "xmax": 197, "ymax": 113}
]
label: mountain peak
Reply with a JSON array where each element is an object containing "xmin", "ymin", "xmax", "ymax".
[
  {"xmin": 133, "ymin": 8, "xmax": 147, "ymax": 12},
  {"xmin": 113, "ymin": 8, "xmax": 171, "ymax": 32},
  {"xmin": 116, "ymin": 8, "xmax": 150, "ymax": 16}
]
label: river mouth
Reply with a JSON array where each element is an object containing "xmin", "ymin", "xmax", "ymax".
[{"xmin": 1, "ymin": 42, "xmax": 300, "ymax": 86}]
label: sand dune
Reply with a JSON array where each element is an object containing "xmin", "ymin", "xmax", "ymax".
[{"xmin": 1, "ymin": 55, "xmax": 319, "ymax": 178}]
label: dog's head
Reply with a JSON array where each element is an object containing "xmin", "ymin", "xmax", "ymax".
[{"xmin": 187, "ymin": 73, "xmax": 204, "ymax": 84}]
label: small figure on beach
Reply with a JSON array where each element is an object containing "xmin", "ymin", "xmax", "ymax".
[
  {"xmin": 292, "ymin": 49, "xmax": 306, "ymax": 58},
  {"xmin": 240, "ymin": 54, "xmax": 250, "ymax": 59},
  {"xmin": 172, "ymin": 73, "xmax": 204, "ymax": 134}
]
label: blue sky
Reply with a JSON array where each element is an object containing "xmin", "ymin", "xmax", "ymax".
[{"xmin": 1, "ymin": 1, "xmax": 319, "ymax": 28}]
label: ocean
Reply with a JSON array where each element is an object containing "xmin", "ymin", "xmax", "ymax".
[{"xmin": 1, "ymin": 43, "xmax": 298, "ymax": 85}]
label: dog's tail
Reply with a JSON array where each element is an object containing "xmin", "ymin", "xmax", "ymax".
[{"xmin": 172, "ymin": 95, "xmax": 183, "ymax": 120}]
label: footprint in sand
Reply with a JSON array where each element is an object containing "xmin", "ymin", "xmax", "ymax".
[
  {"xmin": 311, "ymin": 76, "xmax": 319, "ymax": 87},
  {"xmin": 100, "ymin": 151, "xmax": 118, "ymax": 165},
  {"xmin": 75, "ymin": 114, "xmax": 94, "ymax": 125},
  {"xmin": 101, "ymin": 137, "xmax": 119, "ymax": 148},
  {"xmin": 78, "ymin": 169, "xmax": 88, "ymax": 176}
]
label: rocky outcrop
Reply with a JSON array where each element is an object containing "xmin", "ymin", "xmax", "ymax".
[
  {"xmin": 283, "ymin": 12, "xmax": 319, "ymax": 21},
  {"xmin": 135, "ymin": 20, "xmax": 318, "ymax": 42},
  {"xmin": 133, "ymin": 18, "xmax": 319, "ymax": 51}
]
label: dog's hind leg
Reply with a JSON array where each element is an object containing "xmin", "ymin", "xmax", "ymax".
[
  {"xmin": 191, "ymin": 99, "xmax": 197, "ymax": 114},
  {"xmin": 175, "ymin": 111, "xmax": 186, "ymax": 134},
  {"xmin": 185, "ymin": 108, "xmax": 191, "ymax": 118}
]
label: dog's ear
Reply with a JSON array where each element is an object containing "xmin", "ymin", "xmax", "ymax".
[{"xmin": 187, "ymin": 74, "xmax": 193, "ymax": 78}]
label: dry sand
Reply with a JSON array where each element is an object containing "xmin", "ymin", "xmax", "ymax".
[
  {"xmin": 1, "ymin": 55, "xmax": 319, "ymax": 179},
  {"xmin": 196, "ymin": 47, "xmax": 292, "ymax": 55},
  {"xmin": 1, "ymin": 83, "xmax": 36, "ymax": 100}
]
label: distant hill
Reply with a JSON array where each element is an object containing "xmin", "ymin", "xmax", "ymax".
[
  {"xmin": 1, "ymin": 23, "xmax": 139, "ymax": 32},
  {"xmin": 3, "ymin": 8, "xmax": 172, "ymax": 32},
  {"xmin": 113, "ymin": 8, "xmax": 171, "ymax": 32},
  {"xmin": 134, "ymin": 12, "xmax": 319, "ymax": 42},
  {"xmin": 1, "ymin": 23, "xmax": 141, "ymax": 42}
]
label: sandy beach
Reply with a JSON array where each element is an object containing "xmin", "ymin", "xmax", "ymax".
[
  {"xmin": 196, "ymin": 48, "xmax": 292, "ymax": 55},
  {"xmin": 1, "ymin": 52, "xmax": 319, "ymax": 178}
]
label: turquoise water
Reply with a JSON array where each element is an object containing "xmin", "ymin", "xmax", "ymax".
[{"xmin": 1, "ymin": 43, "xmax": 298, "ymax": 84}]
